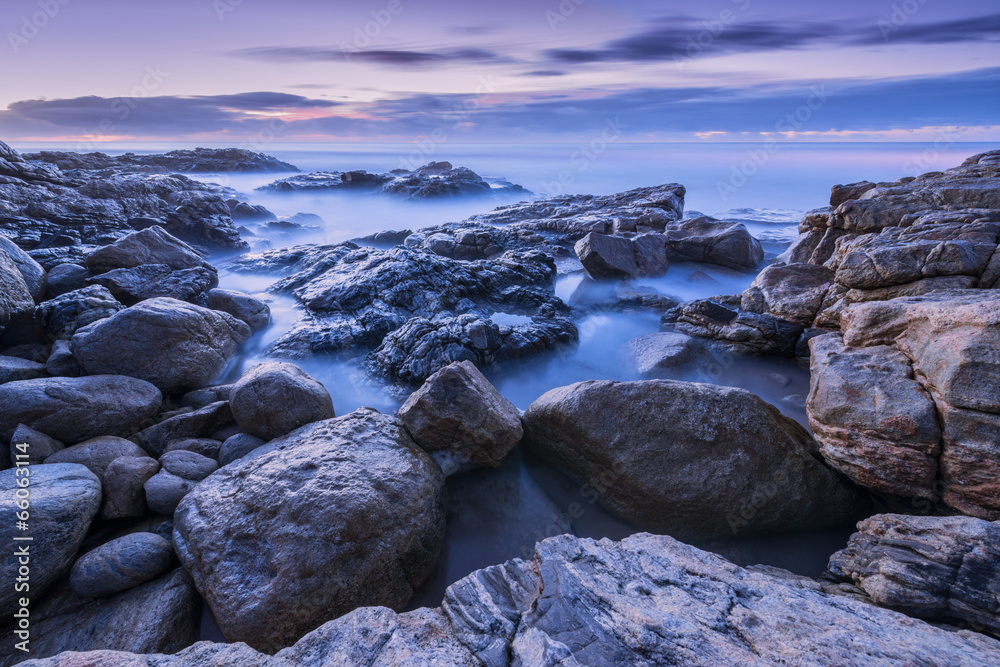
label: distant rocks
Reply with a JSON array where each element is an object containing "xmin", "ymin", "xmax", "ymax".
[
  {"xmin": 258, "ymin": 161, "xmax": 529, "ymax": 199},
  {"xmin": 25, "ymin": 147, "xmax": 299, "ymax": 175}
]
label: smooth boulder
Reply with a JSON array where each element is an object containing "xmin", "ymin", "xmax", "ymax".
[
  {"xmin": 70, "ymin": 533, "xmax": 177, "ymax": 598},
  {"xmin": 45, "ymin": 436, "xmax": 150, "ymax": 485},
  {"xmin": 229, "ymin": 362, "xmax": 335, "ymax": 441},
  {"xmin": 523, "ymin": 379, "xmax": 870, "ymax": 540},
  {"xmin": 102, "ymin": 456, "xmax": 160, "ymax": 520},
  {"xmin": 71, "ymin": 298, "xmax": 251, "ymax": 393},
  {"xmin": 172, "ymin": 408, "xmax": 446, "ymax": 652},
  {"xmin": 85, "ymin": 226, "xmax": 212, "ymax": 274},
  {"xmin": 207, "ymin": 288, "xmax": 271, "ymax": 332}
]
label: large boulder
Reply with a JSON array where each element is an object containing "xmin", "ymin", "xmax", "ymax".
[
  {"xmin": 0, "ymin": 464, "xmax": 101, "ymax": 616},
  {"xmin": 398, "ymin": 360, "xmax": 523, "ymax": 475},
  {"xmin": 229, "ymin": 362, "xmax": 335, "ymax": 441},
  {"xmin": 628, "ymin": 332, "xmax": 703, "ymax": 375},
  {"xmin": 827, "ymin": 513, "xmax": 1000, "ymax": 637},
  {"xmin": 71, "ymin": 298, "xmax": 251, "ymax": 393},
  {"xmin": 0, "ymin": 245, "xmax": 34, "ymax": 338},
  {"xmin": 574, "ymin": 232, "xmax": 669, "ymax": 280},
  {"xmin": 85, "ymin": 226, "xmax": 212, "ymax": 275},
  {"xmin": 663, "ymin": 216, "xmax": 764, "ymax": 271},
  {"xmin": 172, "ymin": 408, "xmax": 446, "ymax": 652},
  {"xmin": 523, "ymin": 379, "xmax": 869, "ymax": 540},
  {"xmin": 0, "ymin": 375, "xmax": 161, "ymax": 444},
  {"xmin": 0, "ymin": 235, "xmax": 46, "ymax": 301}
]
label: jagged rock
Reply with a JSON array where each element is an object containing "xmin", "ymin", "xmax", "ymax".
[
  {"xmin": 206, "ymin": 289, "xmax": 270, "ymax": 332},
  {"xmin": 229, "ymin": 362, "xmax": 335, "ymax": 441},
  {"xmin": 668, "ymin": 297, "xmax": 804, "ymax": 356},
  {"xmin": 366, "ymin": 313, "xmax": 578, "ymax": 386},
  {"xmin": 0, "ymin": 463, "xmax": 101, "ymax": 616},
  {"xmin": 132, "ymin": 401, "xmax": 234, "ymax": 458},
  {"xmin": 0, "ymin": 235, "xmax": 46, "ymax": 300},
  {"xmin": 663, "ymin": 216, "xmax": 764, "ymax": 271},
  {"xmin": 172, "ymin": 409, "xmax": 446, "ymax": 652},
  {"xmin": 84, "ymin": 227, "xmax": 212, "ymax": 275},
  {"xmin": 70, "ymin": 533, "xmax": 177, "ymax": 598},
  {"xmin": 102, "ymin": 456, "xmax": 160, "ymax": 520},
  {"xmin": 0, "ymin": 568, "xmax": 200, "ymax": 665},
  {"xmin": 71, "ymin": 298, "xmax": 251, "ymax": 393},
  {"xmin": 87, "ymin": 265, "xmax": 218, "ymax": 305},
  {"xmin": 827, "ymin": 513, "xmax": 1000, "ymax": 637},
  {"xmin": 0, "ymin": 375, "xmax": 161, "ymax": 444},
  {"xmin": 574, "ymin": 232, "xmax": 669, "ymax": 280},
  {"xmin": 741, "ymin": 262, "xmax": 835, "ymax": 326},
  {"xmin": 830, "ymin": 180, "xmax": 877, "ymax": 207},
  {"xmin": 259, "ymin": 161, "xmax": 528, "ymax": 199},
  {"xmin": 523, "ymin": 379, "xmax": 869, "ymax": 540},
  {"xmin": 34, "ymin": 285, "xmax": 123, "ymax": 340},
  {"xmin": 398, "ymin": 361, "xmax": 523, "ymax": 475},
  {"xmin": 25, "ymin": 147, "xmax": 298, "ymax": 174},
  {"xmin": 628, "ymin": 332, "xmax": 703, "ymax": 375},
  {"xmin": 0, "ymin": 355, "xmax": 46, "ymax": 384}
]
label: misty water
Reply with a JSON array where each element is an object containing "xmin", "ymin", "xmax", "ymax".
[{"xmin": 22, "ymin": 141, "xmax": 988, "ymax": 622}]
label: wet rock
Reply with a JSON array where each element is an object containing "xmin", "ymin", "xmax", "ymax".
[
  {"xmin": 34, "ymin": 285, "xmax": 123, "ymax": 340},
  {"xmin": 88, "ymin": 264, "xmax": 218, "ymax": 305},
  {"xmin": 0, "ymin": 463, "xmax": 101, "ymax": 616},
  {"xmin": 71, "ymin": 298, "xmax": 251, "ymax": 393},
  {"xmin": 172, "ymin": 408, "xmax": 446, "ymax": 652},
  {"xmin": 366, "ymin": 313, "xmax": 578, "ymax": 387},
  {"xmin": 0, "ymin": 375, "xmax": 161, "ymax": 444},
  {"xmin": 0, "ymin": 355, "xmax": 46, "ymax": 384},
  {"xmin": 159, "ymin": 450, "xmax": 218, "ymax": 481},
  {"xmin": 84, "ymin": 227, "xmax": 211, "ymax": 275},
  {"xmin": 574, "ymin": 232, "xmax": 669, "ymax": 280},
  {"xmin": 398, "ymin": 360, "xmax": 523, "ymax": 475},
  {"xmin": 523, "ymin": 379, "xmax": 869, "ymax": 540},
  {"xmin": 132, "ymin": 401, "xmax": 234, "ymax": 458},
  {"xmin": 628, "ymin": 332, "xmax": 703, "ymax": 375},
  {"xmin": 0, "ymin": 235, "xmax": 46, "ymax": 300},
  {"xmin": 102, "ymin": 456, "xmax": 160, "ymax": 520},
  {"xmin": 44, "ymin": 263, "xmax": 91, "ymax": 297},
  {"xmin": 70, "ymin": 533, "xmax": 177, "ymax": 598},
  {"xmin": 663, "ymin": 216, "xmax": 764, "ymax": 271},
  {"xmin": 9, "ymin": 424, "xmax": 64, "ymax": 465},
  {"xmin": 827, "ymin": 513, "xmax": 1000, "ymax": 637},
  {"xmin": 229, "ymin": 362, "xmax": 335, "ymax": 441},
  {"xmin": 46, "ymin": 436, "xmax": 151, "ymax": 486},
  {"xmin": 206, "ymin": 289, "xmax": 270, "ymax": 332},
  {"xmin": 218, "ymin": 433, "xmax": 266, "ymax": 466}
]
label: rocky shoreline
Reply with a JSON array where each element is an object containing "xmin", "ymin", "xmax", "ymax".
[{"xmin": 1, "ymin": 140, "xmax": 999, "ymax": 665}]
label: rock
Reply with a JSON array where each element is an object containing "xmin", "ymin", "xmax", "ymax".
[
  {"xmin": 827, "ymin": 513, "xmax": 1000, "ymax": 637},
  {"xmin": 0, "ymin": 235, "xmax": 46, "ymax": 300},
  {"xmin": 628, "ymin": 332, "xmax": 703, "ymax": 375},
  {"xmin": 45, "ymin": 339, "xmax": 83, "ymax": 377},
  {"xmin": 9, "ymin": 424, "xmax": 64, "ymax": 465},
  {"xmin": 181, "ymin": 384, "xmax": 232, "ymax": 408},
  {"xmin": 669, "ymin": 297, "xmax": 804, "ymax": 356},
  {"xmin": 172, "ymin": 408, "xmax": 446, "ymax": 652},
  {"xmin": 44, "ymin": 263, "xmax": 91, "ymax": 297},
  {"xmin": 159, "ymin": 450, "xmax": 218, "ymax": 481},
  {"xmin": 830, "ymin": 180, "xmax": 877, "ymax": 207},
  {"xmin": 663, "ymin": 216, "xmax": 764, "ymax": 271},
  {"xmin": 143, "ymin": 470, "xmax": 200, "ymax": 516},
  {"xmin": 0, "ymin": 464, "xmax": 101, "ymax": 615},
  {"xmin": 574, "ymin": 232, "xmax": 669, "ymax": 280},
  {"xmin": 206, "ymin": 289, "xmax": 270, "ymax": 332},
  {"xmin": 88, "ymin": 264, "xmax": 218, "ymax": 305},
  {"xmin": 0, "ymin": 568, "xmax": 200, "ymax": 664},
  {"xmin": 46, "ymin": 436, "xmax": 151, "ymax": 485},
  {"xmin": 366, "ymin": 313, "xmax": 578, "ymax": 387},
  {"xmin": 0, "ymin": 355, "xmax": 46, "ymax": 384},
  {"xmin": 102, "ymin": 456, "xmax": 161, "ymax": 520},
  {"xmin": 229, "ymin": 362, "xmax": 335, "ymax": 441},
  {"xmin": 26, "ymin": 146, "xmax": 298, "ymax": 174},
  {"xmin": 70, "ymin": 533, "xmax": 177, "ymax": 598},
  {"xmin": 218, "ymin": 433, "xmax": 266, "ymax": 466},
  {"xmin": 132, "ymin": 401, "xmax": 234, "ymax": 457},
  {"xmin": 0, "ymin": 375, "xmax": 161, "ymax": 444},
  {"xmin": 741, "ymin": 262, "xmax": 835, "ymax": 326},
  {"xmin": 259, "ymin": 161, "xmax": 528, "ymax": 199},
  {"xmin": 523, "ymin": 379, "xmax": 870, "ymax": 540},
  {"xmin": 398, "ymin": 360, "xmax": 523, "ymax": 475},
  {"xmin": 34, "ymin": 285, "xmax": 123, "ymax": 340},
  {"xmin": 0, "ymin": 245, "xmax": 35, "ymax": 338},
  {"xmin": 71, "ymin": 298, "xmax": 251, "ymax": 393},
  {"xmin": 163, "ymin": 438, "xmax": 221, "ymax": 459}
]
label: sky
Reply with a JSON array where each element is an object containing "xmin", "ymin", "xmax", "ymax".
[{"xmin": 0, "ymin": 0, "xmax": 997, "ymax": 144}]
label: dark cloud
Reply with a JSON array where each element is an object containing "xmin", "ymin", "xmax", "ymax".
[
  {"xmin": 230, "ymin": 46, "xmax": 508, "ymax": 66},
  {"xmin": 856, "ymin": 11, "xmax": 1000, "ymax": 45},
  {"xmin": 521, "ymin": 70, "xmax": 567, "ymax": 77}
]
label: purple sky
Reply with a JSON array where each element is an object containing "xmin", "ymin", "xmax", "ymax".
[{"xmin": 0, "ymin": 0, "xmax": 997, "ymax": 144}]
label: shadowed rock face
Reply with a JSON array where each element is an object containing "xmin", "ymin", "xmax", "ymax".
[
  {"xmin": 19, "ymin": 533, "xmax": 1000, "ymax": 666},
  {"xmin": 523, "ymin": 379, "xmax": 870, "ymax": 541},
  {"xmin": 827, "ymin": 513, "xmax": 1000, "ymax": 637},
  {"xmin": 172, "ymin": 409, "xmax": 446, "ymax": 654}
]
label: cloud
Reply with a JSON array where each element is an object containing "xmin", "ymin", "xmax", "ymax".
[{"xmin": 230, "ymin": 45, "xmax": 509, "ymax": 66}]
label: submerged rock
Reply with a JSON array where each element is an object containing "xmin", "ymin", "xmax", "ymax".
[
  {"xmin": 628, "ymin": 332, "xmax": 703, "ymax": 375},
  {"xmin": 172, "ymin": 408, "xmax": 446, "ymax": 652},
  {"xmin": 523, "ymin": 379, "xmax": 869, "ymax": 540}
]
